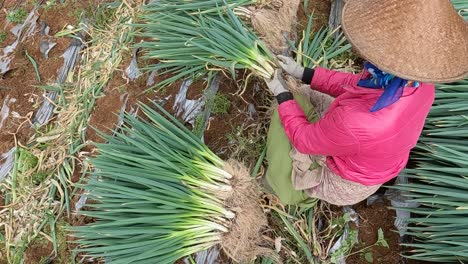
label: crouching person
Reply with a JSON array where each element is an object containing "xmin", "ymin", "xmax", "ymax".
[{"xmin": 264, "ymin": 0, "xmax": 468, "ymax": 205}]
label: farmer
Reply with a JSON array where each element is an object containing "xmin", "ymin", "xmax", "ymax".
[{"xmin": 265, "ymin": 0, "xmax": 468, "ymax": 206}]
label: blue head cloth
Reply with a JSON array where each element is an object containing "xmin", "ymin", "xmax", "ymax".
[{"xmin": 357, "ymin": 62, "xmax": 420, "ymax": 112}]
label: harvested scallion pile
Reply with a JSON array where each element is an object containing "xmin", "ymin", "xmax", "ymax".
[
  {"xmin": 137, "ymin": 4, "xmax": 276, "ymax": 89},
  {"xmin": 74, "ymin": 102, "xmax": 268, "ymax": 264}
]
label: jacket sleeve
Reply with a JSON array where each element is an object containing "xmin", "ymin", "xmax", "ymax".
[
  {"xmin": 278, "ymin": 100, "xmax": 360, "ymax": 156},
  {"xmin": 310, "ymin": 67, "xmax": 362, "ymax": 97}
]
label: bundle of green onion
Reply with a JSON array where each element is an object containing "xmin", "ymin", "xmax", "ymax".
[
  {"xmin": 137, "ymin": 3, "xmax": 276, "ymax": 89},
  {"xmin": 291, "ymin": 15, "xmax": 352, "ymax": 68},
  {"xmin": 395, "ymin": 80, "xmax": 468, "ymax": 263},
  {"xmin": 73, "ymin": 103, "xmax": 266, "ymax": 263}
]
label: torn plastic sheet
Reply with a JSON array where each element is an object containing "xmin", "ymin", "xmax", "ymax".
[
  {"xmin": 329, "ymin": 228, "xmax": 350, "ymax": 264},
  {"xmin": 0, "ymin": 148, "xmax": 16, "ymax": 182},
  {"xmin": 154, "ymin": 95, "xmax": 172, "ymax": 108},
  {"xmin": 171, "ymin": 76, "xmax": 221, "ymax": 138},
  {"xmin": 366, "ymin": 193, "xmax": 384, "ymax": 206},
  {"xmin": 114, "ymin": 93, "xmax": 130, "ymax": 133},
  {"xmin": 198, "ymin": 75, "xmax": 221, "ymax": 140},
  {"xmin": 0, "ymin": 95, "xmax": 16, "ymax": 129},
  {"xmin": 146, "ymin": 69, "xmax": 158, "ymax": 87},
  {"xmin": 247, "ymin": 103, "xmax": 257, "ymax": 120},
  {"xmin": 329, "ymin": 206, "xmax": 359, "ymax": 264},
  {"xmin": 343, "ymin": 206, "xmax": 359, "ymax": 225},
  {"xmin": 79, "ymin": 256, "xmax": 100, "ymax": 264},
  {"xmin": 113, "ymin": 93, "xmax": 140, "ymax": 137},
  {"xmin": 75, "ymin": 193, "xmax": 88, "ymax": 212},
  {"xmin": 40, "ymin": 40, "xmax": 57, "ymax": 59},
  {"xmin": 33, "ymin": 32, "xmax": 85, "ymax": 126},
  {"xmin": 39, "ymin": 22, "xmax": 56, "ymax": 58},
  {"xmin": 328, "ymin": 0, "xmax": 344, "ymax": 38},
  {"xmin": 195, "ymin": 248, "xmax": 220, "ymax": 264},
  {"xmin": 385, "ymin": 174, "xmax": 419, "ymax": 238},
  {"xmin": 173, "ymin": 79, "xmax": 204, "ymax": 126},
  {"xmin": 0, "ymin": 148, "xmax": 15, "ymax": 182},
  {"xmin": 125, "ymin": 48, "xmax": 142, "ymax": 81},
  {"xmin": 184, "ymin": 247, "xmax": 220, "ymax": 264},
  {"xmin": 40, "ymin": 21, "xmax": 51, "ymax": 36},
  {"xmin": 57, "ymin": 33, "xmax": 85, "ymax": 85},
  {"xmin": 0, "ymin": 8, "xmax": 39, "ymax": 74}
]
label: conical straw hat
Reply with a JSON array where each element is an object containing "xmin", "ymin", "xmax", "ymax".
[{"xmin": 342, "ymin": 0, "xmax": 468, "ymax": 83}]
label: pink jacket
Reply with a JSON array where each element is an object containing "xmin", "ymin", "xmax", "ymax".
[{"xmin": 278, "ymin": 67, "xmax": 435, "ymax": 186}]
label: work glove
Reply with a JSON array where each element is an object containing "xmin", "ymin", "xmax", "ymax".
[
  {"xmin": 277, "ymin": 55, "xmax": 304, "ymax": 79},
  {"xmin": 265, "ymin": 69, "xmax": 289, "ymax": 96}
]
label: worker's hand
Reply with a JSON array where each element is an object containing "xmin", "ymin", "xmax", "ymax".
[
  {"xmin": 265, "ymin": 69, "xmax": 289, "ymax": 96},
  {"xmin": 277, "ymin": 55, "xmax": 304, "ymax": 79}
]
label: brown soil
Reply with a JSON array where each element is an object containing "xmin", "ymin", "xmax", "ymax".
[
  {"xmin": 39, "ymin": 1, "xmax": 97, "ymax": 34},
  {"xmin": 22, "ymin": 219, "xmax": 101, "ymax": 264},
  {"xmin": 346, "ymin": 199, "xmax": 435, "ymax": 264},
  {"xmin": 0, "ymin": 1, "xmax": 104, "ymax": 263},
  {"xmin": 0, "ymin": 5, "xmax": 74, "ymax": 154},
  {"xmin": 206, "ymin": 77, "xmax": 270, "ymax": 163},
  {"xmin": 24, "ymin": 240, "xmax": 54, "ymax": 264},
  {"xmin": 85, "ymin": 57, "xmax": 179, "ymax": 144},
  {"xmin": 297, "ymin": 0, "xmax": 332, "ymax": 35},
  {"xmin": 0, "ymin": 0, "xmax": 97, "ymax": 154},
  {"xmin": 0, "ymin": 0, "xmax": 108, "ymax": 152},
  {"xmin": 85, "ymin": 75, "xmax": 125, "ymax": 144},
  {"xmin": 347, "ymin": 200, "xmax": 405, "ymax": 264}
]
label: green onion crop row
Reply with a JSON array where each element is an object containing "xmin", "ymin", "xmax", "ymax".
[{"xmin": 395, "ymin": 80, "xmax": 468, "ymax": 263}]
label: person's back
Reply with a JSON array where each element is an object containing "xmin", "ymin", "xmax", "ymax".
[
  {"xmin": 329, "ymin": 82, "xmax": 435, "ymax": 185},
  {"xmin": 265, "ymin": 0, "xmax": 467, "ymax": 205}
]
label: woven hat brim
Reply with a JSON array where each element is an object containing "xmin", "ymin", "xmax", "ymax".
[{"xmin": 342, "ymin": 0, "xmax": 468, "ymax": 83}]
